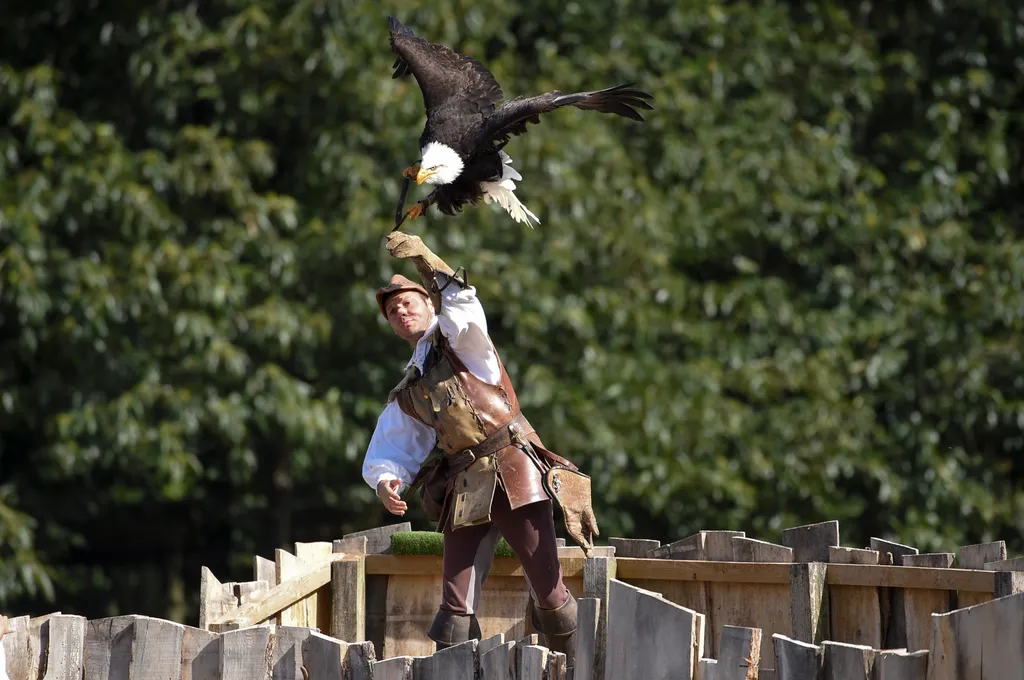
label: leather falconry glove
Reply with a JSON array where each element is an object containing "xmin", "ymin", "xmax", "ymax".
[
  {"xmin": 544, "ymin": 466, "xmax": 601, "ymax": 556},
  {"xmin": 385, "ymin": 231, "xmax": 460, "ymax": 310}
]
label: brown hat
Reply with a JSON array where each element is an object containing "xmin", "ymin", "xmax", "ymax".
[{"xmin": 376, "ymin": 274, "xmax": 430, "ymax": 319}]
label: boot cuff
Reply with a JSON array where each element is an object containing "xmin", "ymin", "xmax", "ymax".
[
  {"xmin": 428, "ymin": 609, "xmax": 481, "ymax": 645},
  {"xmin": 531, "ymin": 590, "xmax": 578, "ymax": 636}
]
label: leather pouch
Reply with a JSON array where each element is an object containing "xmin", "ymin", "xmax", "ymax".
[{"xmin": 451, "ymin": 456, "xmax": 498, "ymax": 529}]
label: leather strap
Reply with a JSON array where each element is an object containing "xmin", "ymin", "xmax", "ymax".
[{"xmin": 444, "ymin": 411, "xmax": 534, "ymax": 475}]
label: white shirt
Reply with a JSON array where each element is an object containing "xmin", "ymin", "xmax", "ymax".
[{"xmin": 362, "ymin": 274, "xmax": 500, "ymax": 493}]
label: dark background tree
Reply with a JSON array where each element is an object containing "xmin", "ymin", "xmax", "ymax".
[{"xmin": 1, "ymin": 0, "xmax": 1021, "ymax": 625}]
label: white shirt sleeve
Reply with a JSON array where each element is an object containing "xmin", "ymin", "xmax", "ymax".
[
  {"xmin": 434, "ymin": 273, "xmax": 502, "ymax": 384},
  {"xmin": 362, "ymin": 400, "xmax": 437, "ymax": 493}
]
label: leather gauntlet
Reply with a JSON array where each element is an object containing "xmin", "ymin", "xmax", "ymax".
[{"xmin": 543, "ymin": 466, "xmax": 600, "ymax": 556}]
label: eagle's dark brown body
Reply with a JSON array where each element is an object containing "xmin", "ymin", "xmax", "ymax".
[{"xmin": 387, "ymin": 16, "xmax": 654, "ymax": 220}]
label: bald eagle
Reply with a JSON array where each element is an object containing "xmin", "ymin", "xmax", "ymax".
[{"xmin": 388, "ymin": 16, "xmax": 654, "ymax": 227}]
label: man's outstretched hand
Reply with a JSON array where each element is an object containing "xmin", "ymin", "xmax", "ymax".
[
  {"xmin": 377, "ymin": 478, "xmax": 408, "ymax": 516},
  {"xmin": 386, "ymin": 231, "xmax": 430, "ymax": 261}
]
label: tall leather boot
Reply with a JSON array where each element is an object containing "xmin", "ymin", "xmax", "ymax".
[
  {"xmin": 531, "ymin": 591, "xmax": 578, "ymax": 670},
  {"xmin": 428, "ymin": 608, "xmax": 482, "ymax": 650}
]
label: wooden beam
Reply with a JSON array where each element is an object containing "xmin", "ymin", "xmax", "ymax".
[
  {"xmin": 210, "ymin": 554, "xmax": 355, "ymax": 627},
  {"xmin": 615, "ymin": 559, "xmax": 792, "ymax": 584},
  {"xmin": 363, "ymin": 554, "xmax": 586, "ymax": 578},
  {"xmin": 826, "ymin": 564, "xmax": 994, "ymax": 593}
]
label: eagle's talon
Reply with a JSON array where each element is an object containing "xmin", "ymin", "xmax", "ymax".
[
  {"xmin": 402, "ymin": 165, "xmax": 420, "ymax": 180},
  {"xmin": 406, "ymin": 202, "xmax": 426, "ymax": 220}
]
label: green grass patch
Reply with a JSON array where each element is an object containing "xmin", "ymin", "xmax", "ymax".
[{"xmin": 391, "ymin": 531, "xmax": 517, "ymax": 557}]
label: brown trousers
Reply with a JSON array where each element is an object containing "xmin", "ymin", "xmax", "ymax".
[{"xmin": 441, "ymin": 486, "xmax": 568, "ymax": 615}]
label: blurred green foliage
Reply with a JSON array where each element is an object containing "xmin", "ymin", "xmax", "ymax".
[{"xmin": 0, "ymin": 0, "xmax": 1022, "ymax": 623}]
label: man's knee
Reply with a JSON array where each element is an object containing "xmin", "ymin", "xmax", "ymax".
[{"xmin": 428, "ymin": 608, "xmax": 482, "ymax": 648}]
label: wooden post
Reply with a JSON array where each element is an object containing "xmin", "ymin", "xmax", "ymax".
[
  {"xmin": 789, "ymin": 563, "xmax": 829, "ymax": 645},
  {"xmin": 296, "ymin": 541, "xmax": 334, "ymax": 630},
  {"xmin": 181, "ymin": 625, "xmax": 219, "ymax": 680},
  {"xmin": 331, "ymin": 555, "xmax": 366, "ymax": 642},
  {"xmin": 574, "ymin": 598, "xmax": 601, "ymax": 680},
  {"xmin": 583, "ymin": 556, "xmax": 615, "ymax": 680},
  {"xmin": 301, "ymin": 631, "xmax": 349, "ymax": 680},
  {"xmin": 827, "ymin": 547, "xmax": 882, "ymax": 648},
  {"xmin": 901, "ymin": 553, "xmax": 955, "ymax": 652}
]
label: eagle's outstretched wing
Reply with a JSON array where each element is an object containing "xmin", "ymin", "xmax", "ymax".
[
  {"xmin": 388, "ymin": 17, "xmax": 503, "ymax": 118},
  {"xmin": 480, "ymin": 84, "xmax": 654, "ymax": 148}
]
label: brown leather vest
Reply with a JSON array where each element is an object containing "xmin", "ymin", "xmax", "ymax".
[{"xmin": 395, "ymin": 330, "xmax": 548, "ymax": 512}]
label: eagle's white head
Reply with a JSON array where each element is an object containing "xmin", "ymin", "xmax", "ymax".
[{"xmin": 416, "ymin": 142, "xmax": 464, "ymax": 185}]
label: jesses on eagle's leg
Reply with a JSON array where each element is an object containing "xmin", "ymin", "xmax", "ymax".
[{"xmin": 405, "ymin": 190, "xmax": 438, "ymax": 221}]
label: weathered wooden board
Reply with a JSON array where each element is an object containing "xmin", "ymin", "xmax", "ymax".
[
  {"xmin": 901, "ymin": 553, "xmax": 955, "ymax": 652},
  {"xmin": 957, "ymin": 541, "xmax": 1005, "ymax": 609},
  {"xmin": 827, "ymin": 547, "xmax": 882, "ymax": 648},
  {"xmin": 295, "ymin": 541, "xmax": 333, "ymax": 631},
  {"xmin": 928, "ymin": 591, "xmax": 1024, "ymax": 680}
]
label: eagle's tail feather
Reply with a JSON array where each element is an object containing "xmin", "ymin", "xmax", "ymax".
[
  {"xmin": 553, "ymin": 83, "xmax": 655, "ymax": 121},
  {"xmin": 482, "ymin": 153, "xmax": 540, "ymax": 228}
]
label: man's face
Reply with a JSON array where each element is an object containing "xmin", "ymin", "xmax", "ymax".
[{"xmin": 386, "ymin": 291, "xmax": 434, "ymax": 342}]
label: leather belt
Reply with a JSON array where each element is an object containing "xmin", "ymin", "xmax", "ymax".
[{"xmin": 444, "ymin": 412, "xmax": 533, "ymax": 476}]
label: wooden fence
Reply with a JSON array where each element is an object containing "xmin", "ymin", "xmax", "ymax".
[
  {"xmin": 5, "ymin": 519, "xmax": 1024, "ymax": 679},
  {"xmin": 6, "ymin": 580, "xmax": 1023, "ymax": 679}
]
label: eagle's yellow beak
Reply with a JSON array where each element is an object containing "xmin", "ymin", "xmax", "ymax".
[{"xmin": 416, "ymin": 168, "xmax": 435, "ymax": 185}]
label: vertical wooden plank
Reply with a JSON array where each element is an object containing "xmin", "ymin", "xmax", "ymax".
[
  {"xmin": 2, "ymin": 615, "xmax": 31, "ymax": 680},
  {"xmin": 84, "ymin": 615, "xmax": 136, "ymax": 680},
  {"xmin": 782, "ymin": 521, "xmax": 839, "ymax": 563},
  {"xmin": 583, "ymin": 556, "xmax": 615, "ymax": 680},
  {"xmin": 869, "ymin": 537, "xmax": 919, "ymax": 650},
  {"xmin": 704, "ymin": 531, "xmax": 746, "ymax": 561},
  {"xmin": 41, "ymin": 615, "xmax": 87, "ymax": 680},
  {"xmin": 875, "ymin": 649, "xmax": 927, "ymax": 680},
  {"xmin": 573, "ymin": 598, "xmax": 601, "ymax": 680},
  {"xmin": 546, "ymin": 650, "xmax": 566, "ymax": 680},
  {"xmin": 295, "ymin": 541, "xmax": 334, "ymax": 629},
  {"xmin": 790, "ymin": 563, "xmax": 829, "ymax": 645},
  {"xmin": 821, "ymin": 641, "xmax": 874, "ymax": 680},
  {"xmin": 608, "ymin": 538, "xmax": 660, "ymax": 557},
  {"xmin": 415, "ymin": 639, "xmax": 476, "ymax": 680},
  {"xmin": 480, "ymin": 641, "xmax": 514, "ymax": 680},
  {"xmin": 696, "ymin": 659, "xmax": 718, "ymax": 680},
  {"xmin": 520, "ymin": 645, "xmax": 547, "ymax": 680},
  {"xmin": 717, "ymin": 625, "xmax": 762, "ymax": 680},
  {"xmin": 373, "ymin": 655, "xmax": 415, "ymax": 680},
  {"xmin": 276, "ymin": 549, "xmax": 304, "ymax": 626},
  {"xmin": 254, "ymin": 556, "xmax": 278, "ymax": 588},
  {"xmin": 957, "ymin": 541, "xmax": 1006, "ymax": 609},
  {"xmin": 181, "ymin": 625, "xmax": 219, "ymax": 680},
  {"xmin": 826, "ymin": 547, "xmax": 881, "ymax": 648},
  {"xmin": 272, "ymin": 626, "xmax": 313, "ymax": 680},
  {"xmin": 902, "ymin": 553, "xmax": 955, "ymax": 652},
  {"xmin": 220, "ymin": 625, "xmax": 272, "ymax": 680},
  {"xmin": 301, "ymin": 631, "xmax": 349, "ymax": 680},
  {"xmin": 772, "ymin": 634, "xmax": 822, "ymax": 680},
  {"xmin": 331, "ymin": 556, "xmax": 366, "ymax": 642},
  {"xmin": 200, "ymin": 567, "xmax": 237, "ymax": 631},
  {"xmin": 604, "ymin": 579, "xmax": 703, "ymax": 680},
  {"xmin": 346, "ymin": 639, "xmax": 376, "ymax": 680},
  {"xmin": 927, "ymin": 591, "xmax": 1024, "ymax": 680},
  {"xmin": 130, "ymin": 616, "xmax": 185, "ymax": 680}
]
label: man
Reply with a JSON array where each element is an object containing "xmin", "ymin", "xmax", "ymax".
[{"xmin": 362, "ymin": 231, "xmax": 599, "ymax": 667}]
